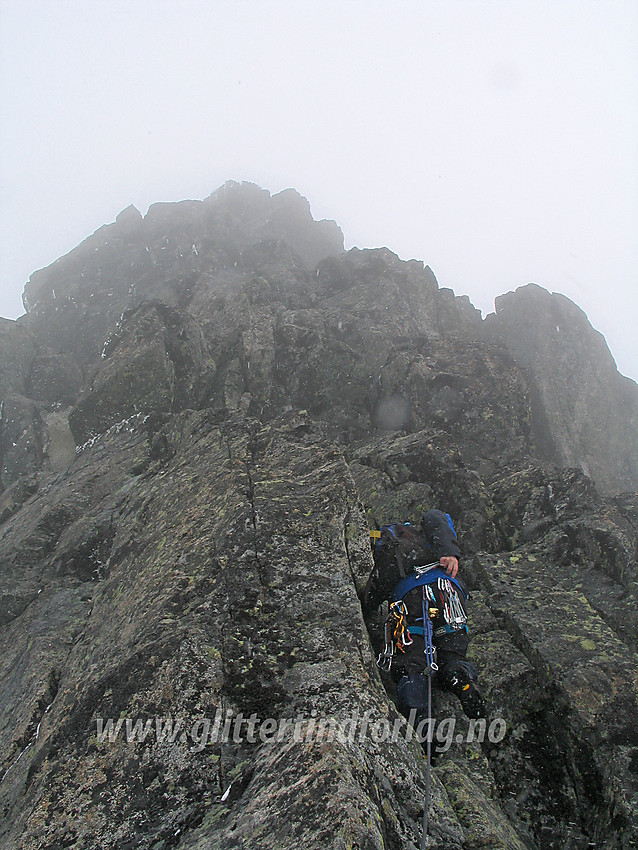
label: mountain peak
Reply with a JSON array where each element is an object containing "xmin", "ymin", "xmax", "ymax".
[{"xmin": 1, "ymin": 182, "xmax": 637, "ymax": 850}]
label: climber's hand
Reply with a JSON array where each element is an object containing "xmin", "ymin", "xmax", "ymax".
[{"xmin": 440, "ymin": 556, "xmax": 459, "ymax": 578}]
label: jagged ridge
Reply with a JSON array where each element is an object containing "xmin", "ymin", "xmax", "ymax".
[{"xmin": 0, "ymin": 182, "xmax": 636, "ymax": 849}]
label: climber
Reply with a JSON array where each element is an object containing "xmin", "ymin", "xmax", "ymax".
[{"xmin": 361, "ymin": 510, "xmax": 485, "ymax": 724}]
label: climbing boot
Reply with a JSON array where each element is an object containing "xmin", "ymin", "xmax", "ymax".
[{"xmin": 448, "ymin": 670, "xmax": 486, "ymax": 719}]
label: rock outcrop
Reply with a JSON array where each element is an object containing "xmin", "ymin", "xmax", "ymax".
[
  {"xmin": 1, "ymin": 182, "xmax": 636, "ymax": 849},
  {"xmin": 484, "ymin": 283, "xmax": 638, "ymax": 495}
]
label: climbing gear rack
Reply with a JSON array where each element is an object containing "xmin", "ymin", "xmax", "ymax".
[{"xmin": 377, "ymin": 600, "xmax": 414, "ymax": 670}]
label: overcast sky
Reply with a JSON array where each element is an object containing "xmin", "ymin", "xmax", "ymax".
[{"xmin": 1, "ymin": 0, "xmax": 637, "ymax": 380}]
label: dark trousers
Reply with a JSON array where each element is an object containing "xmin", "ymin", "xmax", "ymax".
[{"xmin": 395, "ymin": 628, "xmax": 478, "ymax": 720}]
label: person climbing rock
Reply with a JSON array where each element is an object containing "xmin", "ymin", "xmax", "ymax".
[{"xmin": 362, "ymin": 510, "xmax": 486, "ymax": 723}]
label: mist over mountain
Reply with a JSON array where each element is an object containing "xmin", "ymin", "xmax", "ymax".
[{"xmin": 1, "ymin": 182, "xmax": 636, "ymax": 849}]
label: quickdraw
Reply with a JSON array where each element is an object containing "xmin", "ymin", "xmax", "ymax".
[
  {"xmin": 390, "ymin": 600, "xmax": 413, "ymax": 649},
  {"xmin": 437, "ymin": 577, "xmax": 467, "ymax": 628},
  {"xmin": 421, "ymin": 585, "xmax": 438, "ymax": 673},
  {"xmin": 377, "ymin": 600, "xmax": 413, "ymax": 670},
  {"xmin": 377, "ymin": 619, "xmax": 395, "ymax": 671}
]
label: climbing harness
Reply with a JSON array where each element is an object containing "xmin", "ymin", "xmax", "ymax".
[
  {"xmin": 377, "ymin": 566, "xmax": 468, "ymax": 668},
  {"xmin": 390, "ymin": 565, "xmax": 467, "ymax": 604}
]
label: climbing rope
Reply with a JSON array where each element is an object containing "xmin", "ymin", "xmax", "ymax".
[
  {"xmin": 421, "ymin": 671, "xmax": 432, "ymax": 850},
  {"xmin": 420, "ymin": 584, "xmax": 437, "ymax": 850}
]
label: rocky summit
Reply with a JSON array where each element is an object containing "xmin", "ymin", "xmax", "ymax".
[{"xmin": 0, "ymin": 181, "xmax": 637, "ymax": 850}]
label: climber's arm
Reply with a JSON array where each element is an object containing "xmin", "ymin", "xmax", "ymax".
[
  {"xmin": 439, "ymin": 555, "xmax": 459, "ymax": 578},
  {"xmin": 421, "ymin": 509, "xmax": 461, "ymax": 575}
]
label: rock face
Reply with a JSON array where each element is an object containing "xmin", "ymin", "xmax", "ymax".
[
  {"xmin": 484, "ymin": 284, "xmax": 638, "ymax": 495},
  {"xmin": 1, "ymin": 182, "xmax": 637, "ymax": 850}
]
